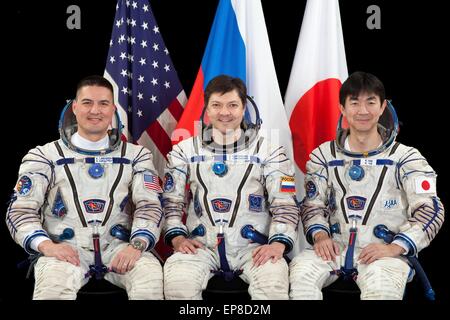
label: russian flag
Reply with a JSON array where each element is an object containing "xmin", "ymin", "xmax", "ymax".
[
  {"xmin": 281, "ymin": 177, "xmax": 296, "ymax": 193},
  {"xmin": 173, "ymin": 0, "xmax": 292, "ymax": 159}
]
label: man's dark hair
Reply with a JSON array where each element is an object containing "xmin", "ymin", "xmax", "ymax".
[
  {"xmin": 340, "ymin": 71, "xmax": 385, "ymax": 106},
  {"xmin": 204, "ymin": 75, "xmax": 247, "ymax": 106},
  {"xmin": 76, "ymin": 75, "xmax": 114, "ymax": 99}
]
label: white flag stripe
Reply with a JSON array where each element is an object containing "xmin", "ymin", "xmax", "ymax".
[
  {"xmin": 104, "ymin": 70, "xmax": 132, "ymax": 140},
  {"xmin": 285, "ymin": 0, "xmax": 348, "ymax": 119},
  {"xmin": 177, "ymin": 90, "xmax": 188, "ymax": 108},
  {"xmin": 232, "ymin": 0, "xmax": 293, "ymax": 160},
  {"xmin": 157, "ymin": 108, "xmax": 178, "ymax": 137}
]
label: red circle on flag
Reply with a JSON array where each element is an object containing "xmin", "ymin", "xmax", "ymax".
[{"xmin": 421, "ymin": 180, "xmax": 430, "ymax": 191}]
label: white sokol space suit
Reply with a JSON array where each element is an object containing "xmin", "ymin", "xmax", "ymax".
[
  {"xmin": 6, "ymin": 102, "xmax": 164, "ymax": 299},
  {"xmin": 162, "ymin": 109, "xmax": 299, "ymax": 300},
  {"xmin": 289, "ymin": 102, "xmax": 444, "ymax": 300}
]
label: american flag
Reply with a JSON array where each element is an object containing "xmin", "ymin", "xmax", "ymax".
[
  {"xmin": 143, "ymin": 173, "xmax": 163, "ymax": 192},
  {"xmin": 104, "ymin": 0, "xmax": 186, "ymax": 177}
]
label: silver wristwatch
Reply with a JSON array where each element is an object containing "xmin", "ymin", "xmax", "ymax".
[{"xmin": 130, "ymin": 239, "xmax": 146, "ymax": 252}]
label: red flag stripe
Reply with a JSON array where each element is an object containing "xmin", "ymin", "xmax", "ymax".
[
  {"xmin": 146, "ymin": 121, "xmax": 172, "ymax": 161},
  {"xmin": 168, "ymin": 97, "xmax": 185, "ymax": 121}
]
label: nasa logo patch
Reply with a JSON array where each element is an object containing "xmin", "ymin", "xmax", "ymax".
[{"xmin": 16, "ymin": 176, "xmax": 32, "ymax": 196}]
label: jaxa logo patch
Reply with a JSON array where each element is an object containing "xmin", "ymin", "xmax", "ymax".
[
  {"xmin": 211, "ymin": 198, "xmax": 232, "ymax": 213},
  {"xmin": 163, "ymin": 173, "xmax": 175, "ymax": 192},
  {"xmin": 346, "ymin": 196, "xmax": 367, "ymax": 211},
  {"xmin": 383, "ymin": 199, "xmax": 398, "ymax": 209},
  {"xmin": 248, "ymin": 194, "xmax": 263, "ymax": 212},
  {"xmin": 16, "ymin": 175, "xmax": 32, "ymax": 196},
  {"xmin": 83, "ymin": 199, "xmax": 106, "ymax": 214}
]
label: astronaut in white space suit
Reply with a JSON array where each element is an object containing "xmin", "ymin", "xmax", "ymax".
[
  {"xmin": 289, "ymin": 71, "xmax": 444, "ymax": 300},
  {"xmin": 162, "ymin": 75, "xmax": 299, "ymax": 300},
  {"xmin": 6, "ymin": 75, "xmax": 164, "ymax": 300}
]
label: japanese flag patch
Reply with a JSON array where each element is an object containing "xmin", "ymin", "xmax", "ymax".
[
  {"xmin": 414, "ymin": 176, "xmax": 435, "ymax": 194},
  {"xmin": 280, "ymin": 176, "xmax": 296, "ymax": 193}
]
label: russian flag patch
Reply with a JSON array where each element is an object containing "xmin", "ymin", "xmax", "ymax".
[{"xmin": 280, "ymin": 176, "xmax": 296, "ymax": 193}]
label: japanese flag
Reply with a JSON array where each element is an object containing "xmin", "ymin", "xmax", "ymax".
[{"xmin": 414, "ymin": 176, "xmax": 436, "ymax": 194}]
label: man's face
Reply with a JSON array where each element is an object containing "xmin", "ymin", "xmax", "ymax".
[
  {"xmin": 72, "ymin": 85, "xmax": 116, "ymax": 138},
  {"xmin": 340, "ymin": 92, "xmax": 386, "ymax": 134},
  {"xmin": 206, "ymin": 89, "xmax": 245, "ymax": 135}
]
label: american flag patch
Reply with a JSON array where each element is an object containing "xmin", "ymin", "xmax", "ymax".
[
  {"xmin": 143, "ymin": 174, "xmax": 162, "ymax": 193},
  {"xmin": 280, "ymin": 176, "xmax": 296, "ymax": 193}
]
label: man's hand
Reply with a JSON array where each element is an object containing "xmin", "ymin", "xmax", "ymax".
[
  {"xmin": 110, "ymin": 245, "xmax": 143, "ymax": 274},
  {"xmin": 313, "ymin": 231, "xmax": 340, "ymax": 261},
  {"xmin": 172, "ymin": 235, "xmax": 204, "ymax": 254},
  {"xmin": 358, "ymin": 243, "xmax": 405, "ymax": 264},
  {"xmin": 252, "ymin": 242, "xmax": 285, "ymax": 267},
  {"xmin": 38, "ymin": 240, "xmax": 80, "ymax": 266}
]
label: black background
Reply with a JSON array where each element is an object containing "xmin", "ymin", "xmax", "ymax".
[{"xmin": 3, "ymin": 0, "xmax": 448, "ymax": 307}]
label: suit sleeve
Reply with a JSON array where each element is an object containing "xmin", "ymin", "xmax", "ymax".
[
  {"xmin": 301, "ymin": 145, "xmax": 332, "ymax": 246},
  {"xmin": 130, "ymin": 146, "xmax": 164, "ymax": 250},
  {"xmin": 263, "ymin": 144, "xmax": 300, "ymax": 253},
  {"xmin": 392, "ymin": 147, "xmax": 444, "ymax": 256},
  {"xmin": 6, "ymin": 146, "xmax": 54, "ymax": 254},
  {"xmin": 161, "ymin": 143, "xmax": 190, "ymax": 246}
]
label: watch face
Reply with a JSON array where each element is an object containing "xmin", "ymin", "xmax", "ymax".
[{"xmin": 132, "ymin": 240, "xmax": 145, "ymax": 251}]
